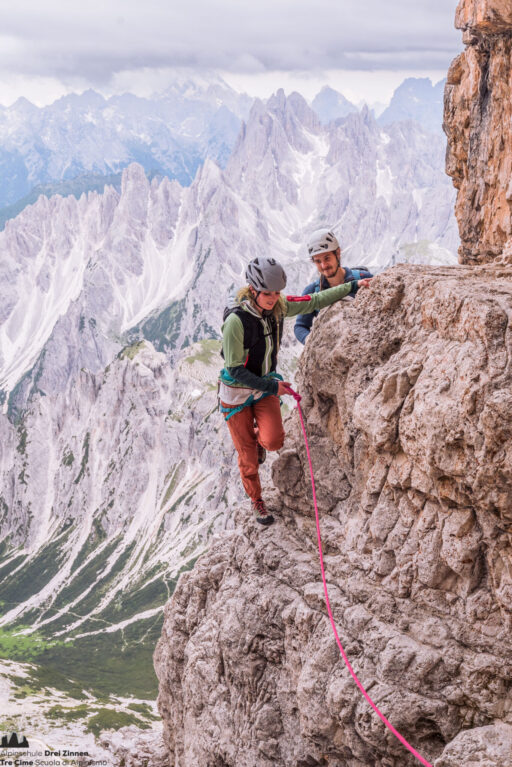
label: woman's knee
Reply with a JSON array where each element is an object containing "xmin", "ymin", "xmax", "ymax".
[{"xmin": 260, "ymin": 430, "xmax": 285, "ymax": 452}]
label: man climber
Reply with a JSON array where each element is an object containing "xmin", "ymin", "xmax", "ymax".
[{"xmin": 294, "ymin": 228, "xmax": 373, "ymax": 344}]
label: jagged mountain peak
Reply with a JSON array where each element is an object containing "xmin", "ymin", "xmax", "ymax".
[
  {"xmin": 266, "ymin": 89, "xmax": 319, "ymax": 130},
  {"xmin": 194, "ymin": 156, "xmax": 223, "ymax": 187},
  {"xmin": 243, "ymin": 96, "xmax": 267, "ymax": 122},
  {"xmin": 311, "ymin": 85, "xmax": 358, "ymax": 124},
  {"xmin": 120, "ymin": 161, "xmax": 150, "ymax": 193},
  {"xmin": 266, "ymin": 87, "xmax": 287, "ymax": 112},
  {"xmin": 6, "ymin": 96, "xmax": 37, "ymax": 114},
  {"xmin": 226, "ymin": 89, "xmax": 320, "ymax": 189},
  {"xmin": 156, "ymin": 70, "xmax": 235, "ymax": 98},
  {"xmin": 53, "ymin": 89, "xmax": 107, "ymax": 111},
  {"xmin": 378, "ymin": 76, "xmax": 446, "ymax": 134}
]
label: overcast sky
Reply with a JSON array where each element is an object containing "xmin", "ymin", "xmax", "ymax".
[{"xmin": 0, "ymin": 0, "xmax": 462, "ymax": 106}]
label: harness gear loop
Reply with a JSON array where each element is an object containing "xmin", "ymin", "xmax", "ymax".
[{"xmin": 286, "ymin": 384, "xmax": 433, "ymax": 767}]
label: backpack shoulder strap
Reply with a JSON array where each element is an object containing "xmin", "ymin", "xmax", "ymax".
[{"xmin": 223, "ymin": 303, "xmax": 242, "ymax": 322}]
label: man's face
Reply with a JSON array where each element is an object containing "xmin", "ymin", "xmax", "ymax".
[{"xmin": 312, "ymin": 250, "xmax": 339, "ymax": 278}]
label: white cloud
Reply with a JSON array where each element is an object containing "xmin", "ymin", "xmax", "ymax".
[
  {"xmin": 0, "ymin": 75, "xmax": 89, "ymax": 108},
  {"xmin": 0, "ymin": 0, "xmax": 461, "ymax": 82},
  {"xmin": 0, "ymin": 0, "xmax": 461, "ymax": 106}
]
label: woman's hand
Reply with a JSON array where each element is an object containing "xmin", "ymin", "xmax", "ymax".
[
  {"xmin": 277, "ymin": 381, "xmax": 293, "ymax": 396},
  {"xmin": 357, "ymin": 278, "xmax": 372, "ymax": 289}
]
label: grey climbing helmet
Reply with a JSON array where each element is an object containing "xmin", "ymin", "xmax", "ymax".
[
  {"xmin": 307, "ymin": 228, "xmax": 339, "ymax": 258},
  {"xmin": 246, "ymin": 257, "xmax": 287, "ymax": 292}
]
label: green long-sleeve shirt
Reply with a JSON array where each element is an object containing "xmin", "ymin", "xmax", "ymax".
[{"xmin": 221, "ymin": 281, "xmax": 353, "ymax": 395}]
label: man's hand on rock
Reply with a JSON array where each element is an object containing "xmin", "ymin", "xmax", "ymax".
[{"xmin": 358, "ymin": 278, "xmax": 372, "ymax": 289}]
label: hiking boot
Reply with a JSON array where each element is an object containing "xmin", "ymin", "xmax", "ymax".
[
  {"xmin": 257, "ymin": 443, "xmax": 266, "ymax": 465},
  {"xmin": 251, "ymin": 498, "xmax": 274, "ymax": 526}
]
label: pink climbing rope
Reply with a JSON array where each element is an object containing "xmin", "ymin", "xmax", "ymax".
[{"xmin": 286, "ymin": 385, "xmax": 432, "ymax": 767}]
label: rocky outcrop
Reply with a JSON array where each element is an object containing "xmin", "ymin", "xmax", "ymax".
[
  {"xmin": 155, "ymin": 263, "xmax": 512, "ymax": 766},
  {"xmin": 100, "ymin": 725, "xmax": 170, "ymax": 767},
  {"xmin": 436, "ymin": 722, "xmax": 512, "ymax": 766},
  {"xmin": 456, "ymin": 0, "xmax": 512, "ymax": 34},
  {"xmin": 444, "ymin": 0, "xmax": 512, "ymax": 264}
]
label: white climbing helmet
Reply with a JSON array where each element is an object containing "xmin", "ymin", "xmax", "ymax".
[
  {"xmin": 246, "ymin": 257, "xmax": 287, "ymax": 292},
  {"xmin": 307, "ymin": 228, "xmax": 340, "ymax": 258}
]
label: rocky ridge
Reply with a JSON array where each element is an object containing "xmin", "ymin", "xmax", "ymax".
[{"xmin": 155, "ymin": 263, "xmax": 512, "ymax": 766}]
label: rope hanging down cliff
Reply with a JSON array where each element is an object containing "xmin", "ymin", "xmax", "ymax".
[{"xmin": 286, "ymin": 384, "xmax": 433, "ymax": 767}]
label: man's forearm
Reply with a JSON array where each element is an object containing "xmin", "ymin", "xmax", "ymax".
[{"xmin": 294, "ymin": 323, "xmax": 309, "ymax": 344}]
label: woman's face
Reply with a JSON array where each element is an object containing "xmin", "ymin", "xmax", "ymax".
[{"xmin": 250, "ymin": 288, "xmax": 280, "ymax": 311}]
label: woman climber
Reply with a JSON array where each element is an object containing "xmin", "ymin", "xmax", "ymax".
[{"xmin": 219, "ymin": 256, "xmax": 371, "ymax": 526}]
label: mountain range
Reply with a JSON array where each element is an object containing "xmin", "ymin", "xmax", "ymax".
[
  {"xmin": 0, "ymin": 74, "xmax": 252, "ymax": 211},
  {"xmin": 0, "ymin": 75, "xmax": 446, "ymax": 222}
]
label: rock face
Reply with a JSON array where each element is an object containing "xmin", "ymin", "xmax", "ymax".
[
  {"xmin": 155, "ymin": 263, "xmax": 512, "ymax": 766},
  {"xmin": 456, "ymin": 0, "xmax": 512, "ymax": 34},
  {"xmin": 444, "ymin": 0, "xmax": 512, "ymax": 264},
  {"xmin": 435, "ymin": 722, "xmax": 512, "ymax": 766},
  {"xmin": 100, "ymin": 725, "xmax": 170, "ymax": 767}
]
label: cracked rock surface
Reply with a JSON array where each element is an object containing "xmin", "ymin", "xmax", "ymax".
[
  {"xmin": 100, "ymin": 725, "xmax": 170, "ymax": 767},
  {"xmin": 445, "ymin": 0, "xmax": 512, "ymax": 264},
  {"xmin": 155, "ymin": 264, "xmax": 512, "ymax": 766}
]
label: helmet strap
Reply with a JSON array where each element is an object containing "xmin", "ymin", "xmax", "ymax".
[
  {"xmin": 250, "ymin": 287, "xmax": 273, "ymax": 316},
  {"xmin": 249, "ymin": 286, "xmax": 262, "ymax": 306}
]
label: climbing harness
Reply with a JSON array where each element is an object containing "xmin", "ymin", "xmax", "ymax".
[
  {"xmin": 286, "ymin": 385, "xmax": 433, "ymax": 767},
  {"xmin": 218, "ymin": 369, "xmax": 283, "ymax": 421}
]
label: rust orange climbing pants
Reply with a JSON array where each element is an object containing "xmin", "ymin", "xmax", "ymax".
[{"xmin": 222, "ymin": 395, "xmax": 285, "ymax": 501}]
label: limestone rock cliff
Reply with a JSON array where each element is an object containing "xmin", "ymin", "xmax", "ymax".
[
  {"xmin": 155, "ymin": 264, "xmax": 512, "ymax": 766},
  {"xmin": 445, "ymin": 0, "xmax": 512, "ymax": 264}
]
